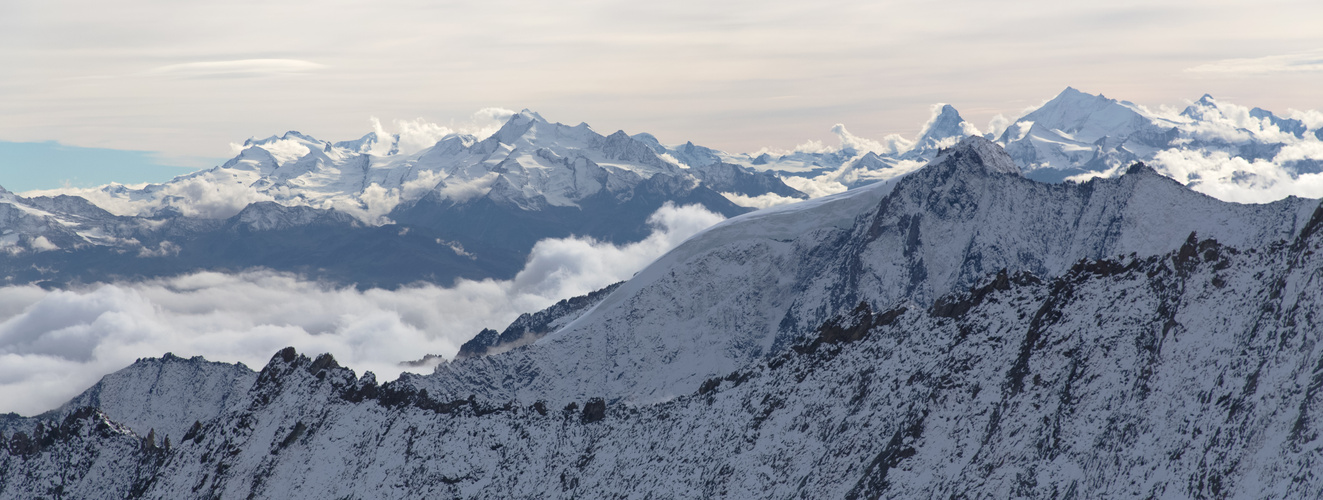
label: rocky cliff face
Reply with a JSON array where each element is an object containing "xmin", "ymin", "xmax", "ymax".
[{"xmin": 4, "ymin": 138, "xmax": 1323, "ymax": 498}]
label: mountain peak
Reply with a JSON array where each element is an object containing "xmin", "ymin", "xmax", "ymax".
[
  {"xmin": 932, "ymin": 136, "xmax": 1021, "ymax": 176},
  {"xmin": 332, "ymin": 132, "xmax": 382, "ymax": 153},
  {"xmin": 1180, "ymin": 93, "xmax": 1224, "ymax": 120},
  {"xmin": 488, "ymin": 109, "xmax": 550, "ymax": 144},
  {"xmin": 513, "ymin": 109, "xmax": 548, "ymax": 124},
  {"xmin": 280, "ymin": 131, "xmax": 321, "ymax": 143},
  {"xmin": 912, "ymin": 103, "xmax": 973, "ymax": 152},
  {"xmin": 1053, "ymin": 86, "xmax": 1086, "ymax": 101},
  {"xmin": 1047, "ymin": 86, "xmax": 1109, "ymax": 106}
]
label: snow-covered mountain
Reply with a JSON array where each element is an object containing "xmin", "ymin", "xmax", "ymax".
[
  {"xmin": 415, "ymin": 136, "xmax": 1317, "ymax": 405},
  {"xmin": 0, "ymin": 189, "xmax": 502, "ymax": 287},
  {"xmin": 0, "ymin": 111, "xmax": 807, "ymax": 287},
  {"xmin": 996, "ymin": 87, "xmax": 1181, "ymax": 181},
  {"xmin": 59, "ymin": 109, "xmax": 803, "ymax": 223},
  {"xmin": 725, "ymin": 88, "xmax": 1323, "ymax": 201},
  {"xmin": 5, "ymin": 138, "xmax": 1323, "ymax": 498},
  {"xmin": 9, "ymin": 89, "xmax": 1322, "ymax": 287}
]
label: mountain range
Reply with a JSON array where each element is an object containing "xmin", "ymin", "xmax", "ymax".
[
  {"xmin": 4, "ymin": 136, "xmax": 1323, "ymax": 498},
  {"xmin": 4, "ymin": 88, "xmax": 1321, "ymax": 288},
  {"xmin": 0, "ymin": 111, "xmax": 804, "ymax": 287}
]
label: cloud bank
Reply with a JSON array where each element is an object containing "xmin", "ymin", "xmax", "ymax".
[
  {"xmin": 0, "ymin": 203, "xmax": 724, "ymax": 416},
  {"xmin": 1147, "ymin": 149, "xmax": 1323, "ymax": 204}
]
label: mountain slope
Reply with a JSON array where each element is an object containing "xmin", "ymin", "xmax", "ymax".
[
  {"xmin": 417, "ymin": 137, "xmax": 1319, "ymax": 405},
  {"xmin": 52, "ymin": 354, "xmax": 257, "ymax": 441},
  {"xmin": 5, "ymin": 211, "xmax": 1323, "ymax": 497},
  {"xmin": 6, "ymin": 139, "xmax": 1323, "ymax": 498}
]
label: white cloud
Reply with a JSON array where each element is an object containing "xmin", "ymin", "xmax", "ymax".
[
  {"xmin": 1149, "ymin": 148, "xmax": 1323, "ymax": 203},
  {"xmin": 781, "ymin": 175, "xmax": 847, "ymax": 198},
  {"xmin": 255, "ymin": 138, "xmax": 312, "ymax": 164},
  {"xmin": 984, "ymin": 114, "xmax": 1011, "ymax": 139},
  {"xmin": 786, "ymin": 124, "xmax": 913, "ymax": 157},
  {"xmin": 466, "ymin": 108, "xmax": 518, "ymax": 140},
  {"xmin": 430, "ymin": 172, "xmax": 494, "ymax": 203},
  {"xmin": 368, "ymin": 117, "xmax": 395, "ymax": 157},
  {"xmin": 1174, "ymin": 96, "xmax": 1304, "ymax": 145},
  {"xmin": 136, "ymin": 240, "xmax": 181, "ymax": 258},
  {"xmin": 27, "ymin": 168, "xmax": 279, "ymax": 219},
  {"xmin": 830, "ymin": 124, "xmax": 913, "ymax": 156},
  {"xmin": 1275, "ymin": 142, "xmax": 1323, "ymax": 163},
  {"xmin": 789, "ymin": 139, "xmax": 832, "ymax": 155},
  {"xmin": 0, "ymin": 203, "xmax": 724, "ymax": 416},
  {"xmin": 329, "ymin": 183, "xmax": 399, "ymax": 224},
  {"xmin": 146, "ymin": 59, "xmax": 326, "ymax": 79},
  {"xmin": 363, "ymin": 109, "xmax": 517, "ymax": 157},
  {"xmin": 778, "ymin": 156, "xmax": 927, "ymax": 200},
  {"xmin": 1287, "ymin": 109, "xmax": 1323, "ymax": 132},
  {"xmin": 29, "ymin": 236, "xmax": 58, "ymax": 252},
  {"xmin": 510, "ymin": 203, "xmax": 725, "ymax": 298},
  {"xmin": 393, "ymin": 118, "xmax": 455, "ymax": 156},
  {"xmin": 1186, "ymin": 49, "xmax": 1323, "ymax": 76},
  {"xmin": 720, "ymin": 192, "xmax": 804, "ymax": 209}
]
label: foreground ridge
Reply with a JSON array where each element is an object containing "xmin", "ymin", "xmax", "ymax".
[{"xmin": 4, "ymin": 229, "xmax": 1323, "ymax": 498}]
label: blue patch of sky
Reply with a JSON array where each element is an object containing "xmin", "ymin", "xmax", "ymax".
[{"xmin": 0, "ymin": 141, "xmax": 218, "ymax": 192}]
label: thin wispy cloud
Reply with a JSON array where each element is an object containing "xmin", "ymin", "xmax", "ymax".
[
  {"xmin": 146, "ymin": 59, "xmax": 326, "ymax": 79},
  {"xmin": 1186, "ymin": 50, "xmax": 1323, "ymax": 76}
]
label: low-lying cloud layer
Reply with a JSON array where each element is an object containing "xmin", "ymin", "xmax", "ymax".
[{"xmin": 0, "ymin": 203, "xmax": 724, "ymax": 416}]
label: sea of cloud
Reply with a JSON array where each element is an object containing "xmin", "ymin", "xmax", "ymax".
[{"xmin": 0, "ymin": 203, "xmax": 724, "ymax": 416}]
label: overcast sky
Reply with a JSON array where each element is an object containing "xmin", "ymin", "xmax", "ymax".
[{"xmin": 4, "ymin": 0, "xmax": 1323, "ymax": 167}]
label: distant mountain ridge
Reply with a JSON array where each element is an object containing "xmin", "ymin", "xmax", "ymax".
[
  {"xmin": 0, "ymin": 111, "xmax": 807, "ymax": 287},
  {"xmin": 720, "ymin": 87, "xmax": 1323, "ymax": 192},
  {"xmin": 3, "ymin": 88, "xmax": 1320, "ymax": 288}
]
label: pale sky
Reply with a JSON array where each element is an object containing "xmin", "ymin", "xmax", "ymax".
[{"xmin": 4, "ymin": 0, "xmax": 1323, "ymax": 167}]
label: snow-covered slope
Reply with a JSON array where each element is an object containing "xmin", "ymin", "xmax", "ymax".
[
  {"xmin": 418, "ymin": 137, "xmax": 1319, "ymax": 405},
  {"xmin": 996, "ymin": 87, "xmax": 1180, "ymax": 181},
  {"xmin": 5, "ymin": 157, "xmax": 1323, "ymax": 496},
  {"xmin": 53, "ymin": 353, "xmax": 257, "ymax": 441}
]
